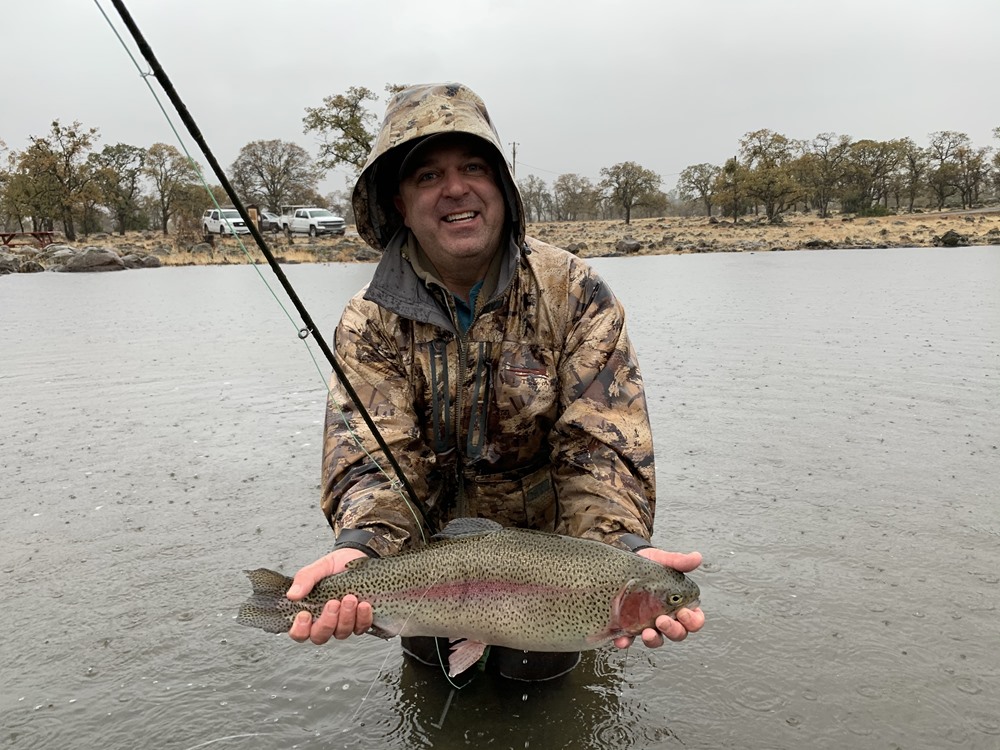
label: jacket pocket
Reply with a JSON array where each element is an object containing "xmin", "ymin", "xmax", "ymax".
[{"xmin": 464, "ymin": 464, "xmax": 556, "ymax": 531}]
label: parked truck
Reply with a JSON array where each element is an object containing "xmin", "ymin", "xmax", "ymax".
[
  {"xmin": 202, "ymin": 208, "xmax": 250, "ymax": 235},
  {"xmin": 279, "ymin": 205, "xmax": 347, "ymax": 237}
]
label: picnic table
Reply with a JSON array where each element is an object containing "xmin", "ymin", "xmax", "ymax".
[{"xmin": 1, "ymin": 231, "xmax": 55, "ymax": 248}]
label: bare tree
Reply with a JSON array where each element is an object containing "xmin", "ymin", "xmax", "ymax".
[{"xmin": 517, "ymin": 174, "xmax": 551, "ymax": 222}]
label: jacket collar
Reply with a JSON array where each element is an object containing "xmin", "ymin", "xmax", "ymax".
[{"xmin": 364, "ymin": 228, "xmax": 522, "ymax": 332}]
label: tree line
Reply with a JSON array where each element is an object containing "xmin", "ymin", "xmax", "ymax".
[
  {"xmin": 3, "ymin": 88, "xmax": 999, "ymax": 242},
  {"xmin": 673, "ymin": 128, "xmax": 1000, "ymax": 223},
  {"xmin": 0, "ymin": 121, "xmax": 331, "ymax": 242}
]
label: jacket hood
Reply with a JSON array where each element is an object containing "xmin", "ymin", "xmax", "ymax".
[{"xmin": 352, "ymin": 82, "xmax": 525, "ymax": 251}]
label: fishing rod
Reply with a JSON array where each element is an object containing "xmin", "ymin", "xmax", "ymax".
[{"xmin": 105, "ymin": 0, "xmax": 425, "ymax": 526}]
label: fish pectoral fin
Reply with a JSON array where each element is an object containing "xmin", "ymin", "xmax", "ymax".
[{"xmin": 447, "ymin": 639, "xmax": 488, "ymax": 677}]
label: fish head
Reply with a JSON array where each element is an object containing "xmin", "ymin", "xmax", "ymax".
[{"xmin": 611, "ymin": 570, "xmax": 701, "ymax": 637}]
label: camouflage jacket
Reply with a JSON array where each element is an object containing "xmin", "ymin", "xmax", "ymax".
[{"xmin": 321, "ymin": 233, "xmax": 656, "ymax": 557}]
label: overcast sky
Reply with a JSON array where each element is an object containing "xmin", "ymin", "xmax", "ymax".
[{"xmin": 5, "ymin": 0, "xmax": 999, "ymax": 197}]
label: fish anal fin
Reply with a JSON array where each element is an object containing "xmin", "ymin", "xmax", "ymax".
[
  {"xmin": 448, "ymin": 639, "xmax": 488, "ymax": 677},
  {"xmin": 367, "ymin": 624, "xmax": 394, "ymax": 640}
]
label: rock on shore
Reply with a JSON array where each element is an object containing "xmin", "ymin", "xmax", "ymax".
[{"xmin": 0, "ymin": 243, "xmax": 162, "ymax": 274}]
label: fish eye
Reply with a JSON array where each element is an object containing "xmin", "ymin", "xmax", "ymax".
[{"xmin": 669, "ymin": 594, "xmax": 683, "ymax": 604}]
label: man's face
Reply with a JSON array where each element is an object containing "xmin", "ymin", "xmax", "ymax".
[{"xmin": 393, "ymin": 137, "xmax": 506, "ymax": 279}]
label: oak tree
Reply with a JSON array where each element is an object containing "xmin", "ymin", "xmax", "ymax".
[
  {"xmin": 599, "ymin": 162, "xmax": 661, "ymax": 224},
  {"xmin": 230, "ymin": 139, "xmax": 321, "ymax": 211},
  {"xmin": 677, "ymin": 163, "xmax": 720, "ymax": 217},
  {"xmin": 91, "ymin": 143, "xmax": 147, "ymax": 234},
  {"xmin": 143, "ymin": 142, "xmax": 199, "ymax": 235}
]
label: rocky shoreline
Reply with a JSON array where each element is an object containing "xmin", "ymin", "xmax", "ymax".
[{"xmin": 3, "ymin": 209, "xmax": 999, "ymax": 274}]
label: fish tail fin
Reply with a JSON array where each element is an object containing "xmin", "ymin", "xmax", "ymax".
[
  {"xmin": 236, "ymin": 568, "xmax": 300, "ymax": 634},
  {"xmin": 244, "ymin": 567, "xmax": 294, "ymax": 596}
]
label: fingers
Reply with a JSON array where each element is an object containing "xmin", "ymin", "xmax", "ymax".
[
  {"xmin": 636, "ymin": 547, "xmax": 703, "ymax": 572},
  {"xmin": 287, "ymin": 596, "xmax": 374, "ymax": 645},
  {"xmin": 676, "ymin": 606, "xmax": 705, "ymax": 634},
  {"xmin": 649, "ymin": 607, "xmax": 706, "ymax": 646},
  {"xmin": 287, "ymin": 548, "xmax": 370, "ymax": 601},
  {"xmin": 613, "ymin": 606, "xmax": 706, "ymax": 651},
  {"xmin": 285, "ymin": 550, "xmax": 374, "ymax": 645},
  {"xmin": 286, "ymin": 556, "xmax": 337, "ymax": 601}
]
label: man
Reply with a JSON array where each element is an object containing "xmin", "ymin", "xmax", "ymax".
[{"xmin": 286, "ymin": 83, "xmax": 704, "ymax": 678}]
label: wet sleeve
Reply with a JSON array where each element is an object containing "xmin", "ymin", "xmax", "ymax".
[
  {"xmin": 549, "ymin": 264, "xmax": 657, "ymax": 548},
  {"xmin": 320, "ymin": 295, "xmax": 432, "ymax": 556}
]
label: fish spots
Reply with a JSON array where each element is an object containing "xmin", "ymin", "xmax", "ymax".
[{"xmin": 237, "ymin": 526, "xmax": 699, "ymax": 652}]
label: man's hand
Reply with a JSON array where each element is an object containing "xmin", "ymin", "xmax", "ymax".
[
  {"xmin": 286, "ymin": 548, "xmax": 374, "ymax": 645},
  {"xmin": 613, "ymin": 548, "xmax": 705, "ymax": 650}
]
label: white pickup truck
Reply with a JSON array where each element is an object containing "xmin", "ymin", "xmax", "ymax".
[
  {"xmin": 202, "ymin": 208, "xmax": 250, "ymax": 235},
  {"xmin": 280, "ymin": 205, "xmax": 347, "ymax": 237}
]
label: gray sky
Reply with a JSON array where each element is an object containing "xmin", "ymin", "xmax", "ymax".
[{"xmin": 5, "ymin": 0, "xmax": 999, "ymax": 197}]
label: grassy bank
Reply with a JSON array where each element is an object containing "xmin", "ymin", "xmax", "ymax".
[{"xmin": 60, "ymin": 209, "xmax": 1000, "ymax": 266}]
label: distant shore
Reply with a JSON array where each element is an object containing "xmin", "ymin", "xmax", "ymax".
[
  {"xmin": 5, "ymin": 208, "xmax": 1000, "ymax": 271},
  {"xmin": 163, "ymin": 207, "xmax": 1000, "ymax": 264}
]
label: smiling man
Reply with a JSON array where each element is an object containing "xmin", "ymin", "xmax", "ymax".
[{"xmin": 285, "ymin": 83, "xmax": 704, "ymax": 680}]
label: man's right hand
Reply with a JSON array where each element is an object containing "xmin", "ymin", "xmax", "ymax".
[{"xmin": 286, "ymin": 548, "xmax": 373, "ymax": 645}]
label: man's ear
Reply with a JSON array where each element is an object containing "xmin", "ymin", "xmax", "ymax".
[{"xmin": 393, "ymin": 195, "xmax": 408, "ymax": 226}]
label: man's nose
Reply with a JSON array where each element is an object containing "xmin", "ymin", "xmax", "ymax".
[{"xmin": 440, "ymin": 168, "xmax": 470, "ymax": 197}]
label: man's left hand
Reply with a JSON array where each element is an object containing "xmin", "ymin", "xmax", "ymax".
[{"xmin": 613, "ymin": 548, "xmax": 705, "ymax": 649}]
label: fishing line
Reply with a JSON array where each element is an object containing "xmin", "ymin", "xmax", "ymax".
[
  {"xmin": 96, "ymin": 0, "xmax": 427, "ymax": 535},
  {"xmin": 345, "ymin": 569, "xmax": 471, "ymax": 728}
]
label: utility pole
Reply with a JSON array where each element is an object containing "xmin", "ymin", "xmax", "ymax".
[{"xmin": 509, "ymin": 141, "xmax": 518, "ymax": 178}]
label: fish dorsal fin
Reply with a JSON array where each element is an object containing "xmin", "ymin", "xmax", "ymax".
[
  {"xmin": 433, "ymin": 517, "xmax": 503, "ymax": 540},
  {"xmin": 343, "ymin": 557, "xmax": 370, "ymax": 571}
]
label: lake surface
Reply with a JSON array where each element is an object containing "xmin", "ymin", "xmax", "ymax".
[{"xmin": 2, "ymin": 246, "xmax": 998, "ymax": 750}]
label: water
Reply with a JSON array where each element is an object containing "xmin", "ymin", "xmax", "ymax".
[{"xmin": 2, "ymin": 246, "xmax": 998, "ymax": 749}]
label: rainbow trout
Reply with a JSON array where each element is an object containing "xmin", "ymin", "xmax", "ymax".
[{"xmin": 237, "ymin": 518, "xmax": 700, "ymax": 676}]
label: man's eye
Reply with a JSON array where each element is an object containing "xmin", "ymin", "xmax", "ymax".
[{"xmin": 415, "ymin": 171, "xmax": 438, "ymax": 183}]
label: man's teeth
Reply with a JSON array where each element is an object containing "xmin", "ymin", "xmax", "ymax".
[{"xmin": 444, "ymin": 212, "xmax": 476, "ymax": 223}]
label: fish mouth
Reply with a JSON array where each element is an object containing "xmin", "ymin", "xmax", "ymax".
[
  {"xmin": 663, "ymin": 597, "xmax": 701, "ymax": 618},
  {"xmin": 442, "ymin": 210, "xmax": 478, "ymax": 223}
]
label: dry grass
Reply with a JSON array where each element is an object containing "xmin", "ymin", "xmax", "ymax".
[
  {"xmin": 69, "ymin": 230, "xmax": 376, "ymax": 266},
  {"xmin": 62, "ymin": 209, "xmax": 1000, "ymax": 264},
  {"xmin": 527, "ymin": 210, "xmax": 1000, "ymax": 257}
]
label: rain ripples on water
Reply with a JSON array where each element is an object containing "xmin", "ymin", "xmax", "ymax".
[{"xmin": 2, "ymin": 247, "xmax": 998, "ymax": 749}]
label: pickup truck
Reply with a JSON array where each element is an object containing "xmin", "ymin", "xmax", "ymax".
[
  {"xmin": 280, "ymin": 206, "xmax": 347, "ymax": 237},
  {"xmin": 203, "ymin": 208, "xmax": 250, "ymax": 235}
]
